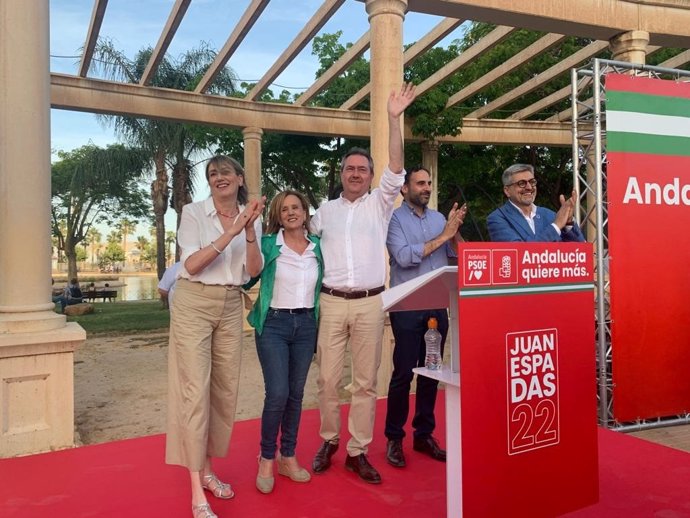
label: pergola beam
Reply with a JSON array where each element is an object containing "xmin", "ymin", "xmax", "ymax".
[
  {"xmin": 50, "ymin": 73, "xmax": 571, "ymax": 145},
  {"xmin": 245, "ymin": 0, "xmax": 345, "ymax": 101},
  {"xmin": 415, "ymin": 25, "xmax": 516, "ymax": 98},
  {"xmin": 195, "ymin": 0, "xmax": 270, "ymax": 94},
  {"xmin": 466, "ymin": 40, "xmax": 608, "ymax": 119},
  {"xmin": 294, "ymin": 30, "xmax": 371, "ymax": 107},
  {"xmin": 406, "ymin": 0, "xmax": 690, "ymax": 47},
  {"xmin": 78, "ymin": 0, "xmax": 108, "ymax": 77},
  {"xmin": 446, "ymin": 32, "xmax": 566, "ymax": 108},
  {"xmin": 340, "ymin": 17, "xmax": 464, "ymax": 110},
  {"xmin": 140, "ymin": 0, "xmax": 191, "ymax": 86}
]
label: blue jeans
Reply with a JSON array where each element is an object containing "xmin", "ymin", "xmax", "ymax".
[{"xmin": 255, "ymin": 309, "xmax": 316, "ymax": 459}]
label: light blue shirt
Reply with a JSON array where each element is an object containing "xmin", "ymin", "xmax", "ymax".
[{"xmin": 386, "ymin": 201, "xmax": 456, "ymax": 288}]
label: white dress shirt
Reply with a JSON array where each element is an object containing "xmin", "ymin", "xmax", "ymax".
[
  {"xmin": 509, "ymin": 200, "xmax": 562, "ymax": 234},
  {"xmin": 311, "ymin": 167, "xmax": 404, "ymax": 291},
  {"xmin": 158, "ymin": 261, "xmax": 181, "ymax": 305},
  {"xmin": 178, "ymin": 197, "xmax": 263, "ymax": 286},
  {"xmin": 271, "ymin": 229, "xmax": 318, "ymax": 309}
]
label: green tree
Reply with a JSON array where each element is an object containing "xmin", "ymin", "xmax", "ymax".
[
  {"xmin": 92, "ymin": 40, "xmax": 237, "ymax": 279},
  {"xmin": 101, "ymin": 241, "xmax": 125, "ymax": 268},
  {"xmin": 51, "ymin": 144, "xmax": 150, "ymax": 281}
]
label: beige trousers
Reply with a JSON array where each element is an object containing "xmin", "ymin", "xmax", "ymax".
[
  {"xmin": 166, "ymin": 279, "xmax": 244, "ymax": 470},
  {"xmin": 316, "ymin": 293, "xmax": 384, "ymax": 456}
]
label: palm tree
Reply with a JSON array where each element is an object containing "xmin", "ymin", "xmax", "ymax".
[
  {"xmin": 165, "ymin": 231, "xmax": 177, "ymax": 265},
  {"xmin": 86, "ymin": 227, "xmax": 102, "ymax": 267},
  {"xmin": 116, "ymin": 217, "xmax": 137, "ymax": 268},
  {"xmin": 92, "ymin": 40, "xmax": 237, "ymax": 279}
]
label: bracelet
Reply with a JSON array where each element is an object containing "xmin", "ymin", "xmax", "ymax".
[
  {"xmin": 246, "ymin": 237, "xmax": 256, "ymax": 243},
  {"xmin": 210, "ymin": 241, "xmax": 222, "ymax": 254}
]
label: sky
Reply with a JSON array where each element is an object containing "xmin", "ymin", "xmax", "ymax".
[{"xmin": 49, "ymin": 0, "xmax": 462, "ymax": 236}]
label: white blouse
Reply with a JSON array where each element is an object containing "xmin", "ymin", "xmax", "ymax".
[
  {"xmin": 178, "ymin": 197, "xmax": 263, "ymax": 286},
  {"xmin": 270, "ymin": 229, "xmax": 318, "ymax": 309}
]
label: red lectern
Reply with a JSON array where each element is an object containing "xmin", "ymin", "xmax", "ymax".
[
  {"xmin": 382, "ymin": 243, "xmax": 599, "ymax": 517},
  {"xmin": 459, "ymin": 242, "xmax": 598, "ymax": 517}
]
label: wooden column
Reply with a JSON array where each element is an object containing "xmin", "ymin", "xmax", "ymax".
[
  {"xmin": 242, "ymin": 126, "xmax": 263, "ymax": 201},
  {"xmin": 365, "ymin": 0, "xmax": 407, "ymax": 186},
  {"xmin": 422, "ymin": 139, "xmax": 440, "ymax": 210},
  {"xmin": 0, "ymin": 0, "xmax": 85, "ymax": 457}
]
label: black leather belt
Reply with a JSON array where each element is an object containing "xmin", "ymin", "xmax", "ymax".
[
  {"xmin": 270, "ymin": 307, "xmax": 313, "ymax": 314},
  {"xmin": 320, "ymin": 285, "xmax": 385, "ymax": 300}
]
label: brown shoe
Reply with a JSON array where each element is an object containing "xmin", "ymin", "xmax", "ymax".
[
  {"xmin": 386, "ymin": 439, "xmax": 406, "ymax": 468},
  {"xmin": 312, "ymin": 440, "xmax": 339, "ymax": 473},
  {"xmin": 345, "ymin": 453, "xmax": 382, "ymax": 484},
  {"xmin": 413, "ymin": 435, "xmax": 446, "ymax": 462}
]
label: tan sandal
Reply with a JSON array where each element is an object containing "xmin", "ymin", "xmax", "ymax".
[
  {"xmin": 201, "ymin": 473, "xmax": 235, "ymax": 499},
  {"xmin": 256, "ymin": 455, "xmax": 275, "ymax": 494},
  {"xmin": 192, "ymin": 503, "xmax": 217, "ymax": 518},
  {"xmin": 277, "ymin": 455, "xmax": 311, "ymax": 483}
]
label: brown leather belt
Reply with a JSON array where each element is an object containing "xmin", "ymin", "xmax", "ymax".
[{"xmin": 320, "ymin": 285, "xmax": 385, "ymax": 300}]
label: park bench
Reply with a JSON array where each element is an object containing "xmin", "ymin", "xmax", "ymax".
[{"xmin": 82, "ymin": 290, "xmax": 118, "ymax": 303}]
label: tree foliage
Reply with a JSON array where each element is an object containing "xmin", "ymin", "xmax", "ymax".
[{"xmin": 51, "ymin": 144, "xmax": 150, "ymax": 281}]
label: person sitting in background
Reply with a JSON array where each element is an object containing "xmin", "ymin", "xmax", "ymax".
[
  {"xmin": 487, "ymin": 164, "xmax": 585, "ymax": 242},
  {"xmin": 158, "ymin": 262, "xmax": 181, "ymax": 309},
  {"xmin": 52, "ymin": 279, "xmax": 66, "ymax": 312},
  {"xmin": 59, "ymin": 278, "xmax": 83, "ymax": 313},
  {"xmin": 247, "ymin": 190, "xmax": 323, "ymax": 494}
]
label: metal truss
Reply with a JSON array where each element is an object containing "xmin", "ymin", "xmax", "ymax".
[{"xmin": 571, "ymin": 58, "xmax": 690, "ymax": 431}]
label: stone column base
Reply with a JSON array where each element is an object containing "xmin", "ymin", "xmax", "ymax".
[{"xmin": 0, "ymin": 323, "xmax": 85, "ymax": 457}]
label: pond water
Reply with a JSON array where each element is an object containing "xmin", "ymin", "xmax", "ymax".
[{"xmin": 116, "ymin": 275, "xmax": 160, "ymax": 301}]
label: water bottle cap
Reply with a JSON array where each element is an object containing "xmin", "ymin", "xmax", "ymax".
[{"xmin": 428, "ymin": 317, "xmax": 438, "ymax": 329}]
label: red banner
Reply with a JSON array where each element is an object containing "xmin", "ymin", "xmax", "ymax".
[
  {"xmin": 458, "ymin": 243, "xmax": 598, "ymax": 517},
  {"xmin": 608, "ymin": 152, "xmax": 690, "ymax": 421}
]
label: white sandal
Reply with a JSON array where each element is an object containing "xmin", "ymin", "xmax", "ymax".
[
  {"xmin": 201, "ymin": 473, "xmax": 235, "ymax": 499},
  {"xmin": 192, "ymin": 503, "xmax": 217, "ymax": 518}
]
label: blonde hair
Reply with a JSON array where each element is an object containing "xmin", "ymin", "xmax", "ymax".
[
  {"xmin": 205, "ymin": 155, "xmax": 248, "ymax": 204},
  {"xmin": 266, "ymin": 190, "xmax": 311, "ymax": 235}
]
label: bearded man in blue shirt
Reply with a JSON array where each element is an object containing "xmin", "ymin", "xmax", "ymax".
[{"xmin": 384, "ymin": 166, "xmax": 467, "ymax": 468}]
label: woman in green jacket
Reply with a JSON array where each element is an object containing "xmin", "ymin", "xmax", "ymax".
[{"xmin": 247, "ymin": 190, "xmax": 323, "ymax": 494}]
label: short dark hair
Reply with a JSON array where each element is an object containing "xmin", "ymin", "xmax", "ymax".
[
  {"xmin": 205, "ymin": 155, "xmax": 249, "ymax": 205},
  {"xmin": 340, "ymin": 147, "xmax": 374, "ymax": 174},
  {"xmin": 404, "ymin": 165, "xmax": 430, "ymax": 185}
]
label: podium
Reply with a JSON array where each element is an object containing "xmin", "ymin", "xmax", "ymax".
[
  {"xmin": 382, "ymin": 243, "xmax": 599, "ymax": 517},
  {"xmin": 382, "ymin": 266, "xmax": 462, "ymax": 517}
]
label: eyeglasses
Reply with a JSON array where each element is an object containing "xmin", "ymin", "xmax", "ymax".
[{"xmin": 507, "ymin": 178, "xmax": 537, "ymax": 189}]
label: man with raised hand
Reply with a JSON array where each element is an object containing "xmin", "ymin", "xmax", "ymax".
[{"xmin": 310, "ymin": 83, "xmax": 416, "ymax": 484}]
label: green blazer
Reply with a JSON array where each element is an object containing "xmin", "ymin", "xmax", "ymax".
[{"xmin": 246, "ymin": 232, "xmax": 324, "ymax": 335}]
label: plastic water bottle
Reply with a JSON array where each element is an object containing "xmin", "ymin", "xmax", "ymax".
[{"xmin": 424, "ymin": 317, "xmax": 442, "ymax": 370}]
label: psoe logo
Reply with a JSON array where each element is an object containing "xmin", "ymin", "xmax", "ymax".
[
  {"xmin": 506, "ymin": 328, "xmax": 560, "ymax": 455},
  {"xmin": 492, "ymin": 249, "xmax": 518, "ymax": 285},
  {"xmin": 463, "ymin": 249, "xmax": 491, "ymax": 286}
]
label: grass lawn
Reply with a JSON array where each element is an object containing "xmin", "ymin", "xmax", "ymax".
[{"xmin": 66, "ymin": 300, "xmax": 170, "ymax": 335}]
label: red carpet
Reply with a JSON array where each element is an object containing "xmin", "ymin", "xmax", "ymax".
[{"xmin": 1, "ymin": 395, "xmax": 690, "ymax": 517}]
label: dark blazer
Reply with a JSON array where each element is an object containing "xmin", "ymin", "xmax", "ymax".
[{"xmin": 487, "ymin": 201, "xmax": 585, "ymax": 242}]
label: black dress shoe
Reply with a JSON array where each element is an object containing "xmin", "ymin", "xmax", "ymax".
[
  {"xmin": 386, "ymin": 439, "xmax": 406, "ymax": 468},
  {"xmin": 312, "ymin": 440, "xmax": 339, "ymax": 473},
  {"xmin": 345, "ymin": 453, "xmax": 382, "ymax": 484},
  {"xmin": 413, "ymin": 435, "xmax": 446, "ymax": 462}
]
